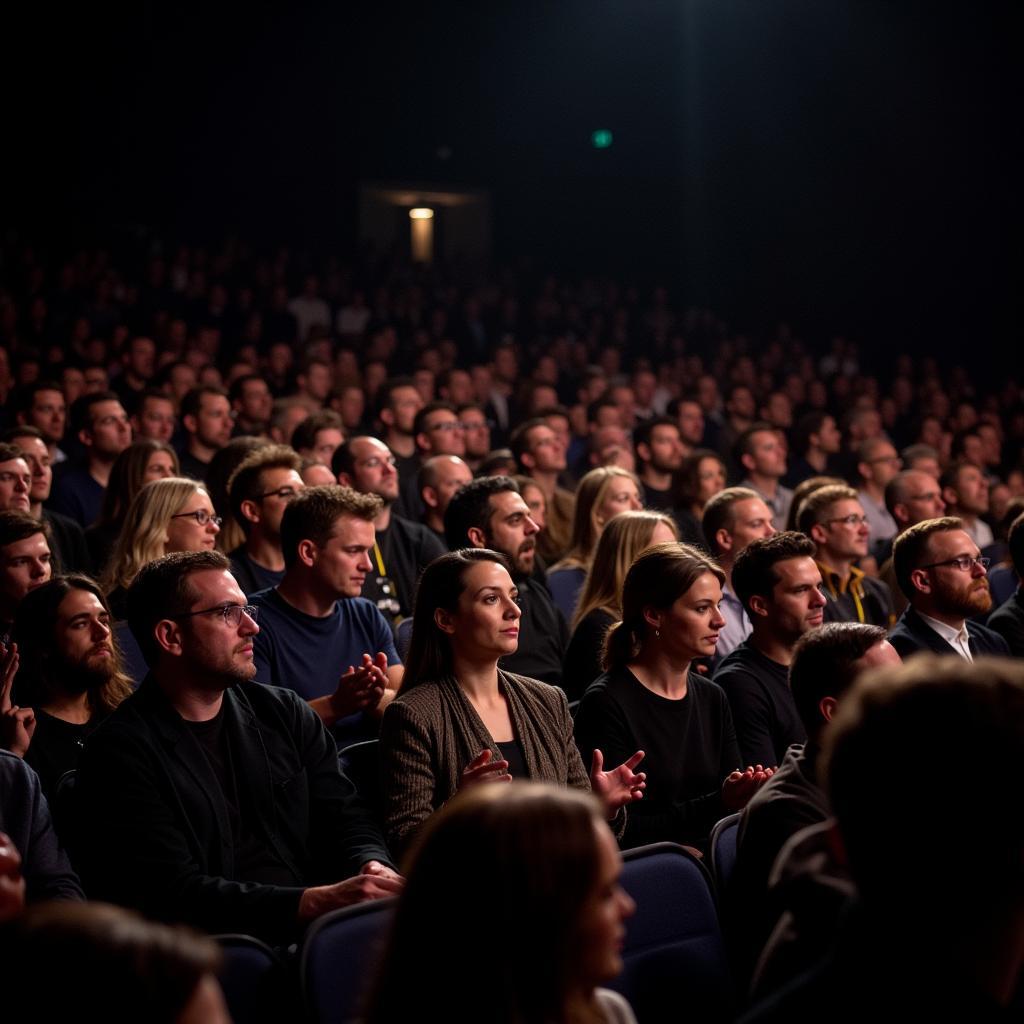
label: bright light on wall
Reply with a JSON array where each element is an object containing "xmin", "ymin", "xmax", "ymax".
[
  {"xmin": 409, "ymin": 208, "xmax": 435, "ymax": 263},
  {"xmin": 409, "ymin": 207, "xmax": 435, "ymax": 220}
]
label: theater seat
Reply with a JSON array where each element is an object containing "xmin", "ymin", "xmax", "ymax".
[
  {"xmin": 709, "ymin": 812, "xmax": 742, "ymax": 898},
  {"xmin": 215, "ymin": 934, "xmax": 289, "ymax": 1024}
]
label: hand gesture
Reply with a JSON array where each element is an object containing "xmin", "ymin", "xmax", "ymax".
[
  {"xmin": 330, "ymin": 652, "xmax": 388, "ymax": 719},
  {"xmin": 298, "ymin": 861, "xmax": 404, "ymax": 922},
  {"xmin": 458, "ymin": 749, "xmax": 512, "ymax": 790},
  {"xmin": 590, "ymin": 748, "xmax": 646, "ymax": 815},
  {"xmin": 721, "ymin": 764, "xmax": 775, "ymax": 811},
  {"xmin": 0, "ymin": 642, "xmax": 34, "ymax": 758}
]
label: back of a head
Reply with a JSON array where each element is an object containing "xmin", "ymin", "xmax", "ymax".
[
  {"xmin": 364, "ymin": 782, "xmax": 602, "ymax": 1024},
  {"xmin": 822, "ymin": 656, "xmax": 1024, "ymax": 926}
]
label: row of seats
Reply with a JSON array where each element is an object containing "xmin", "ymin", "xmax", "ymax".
[{"xmin": 217, "ymin": 838, "xmax": 741, "ymax": 1024}]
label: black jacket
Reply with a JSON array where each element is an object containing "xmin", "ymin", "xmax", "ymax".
[
  {"xmin": 888, "ymin": 606, "xmax": 1010, "ymax": 660},
  {"xmin": 73, "ymin": 678, "xmax": 391, "ymax": 941}
]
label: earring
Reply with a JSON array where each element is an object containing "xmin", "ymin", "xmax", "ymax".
[{"xmin": 655, "ymin": 629, "xmax": 660, "ymax": 638}]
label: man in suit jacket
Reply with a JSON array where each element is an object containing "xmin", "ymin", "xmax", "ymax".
[
  {"xmin": 74, "ymin": 549, "xmax": 400, "ymax": 943},
  {"xmin": 987, "ymin": 511, "xmax": 1024, "ymax": 655},
  {"xmin": 888, "ymin": 516, "xmax": 1009, "ymax": 660}
]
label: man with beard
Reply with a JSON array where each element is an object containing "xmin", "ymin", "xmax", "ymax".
[
  {"xmin": 444, "ymin": 476, "xmax": 568, "ymax": 686},
  {"xmin": 9, "ymin": 576, "xmax": 133, "ymax": 799},
  {"xmin": 888, "ymin": 516, "xmax": 1009, "ymax": 659},
  {"xmin": 333, "ymin": 436, "xmax": 445, "ymax": 621},
  {"xmin": 634, "ymin": 416, "xmax": 687, "ymax": 525}
]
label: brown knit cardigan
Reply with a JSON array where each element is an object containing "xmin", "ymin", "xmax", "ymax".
[{"xmin": 380, "ymin": 669, "xmax": 623, "ymax": 860}]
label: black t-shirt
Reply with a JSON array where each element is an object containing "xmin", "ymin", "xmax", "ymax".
[
  {"xmin": 228, "ymin": 546, "xmax": 286, "ymax": 598},
  {"xmin": 24, "ymin": 708, "xmax": 101, "ymax": 800},
  {"xmin": 574, "ymin": 666, "xmax": 741, "ymax": 849},
  {"xmin": 712, "ymin": 640, "xmax": 807, "ymax": 768},
  {"xmin": 499, "ymin": 578, "xmax": 569, "ymax": 687},
  {"xmin": 360, "ymin": 514, "xmax": 446, "ymax": 621},
  {"xmin": 562, "ymin": 608, "xmax": 615, "ymax": 702},
  {"xmin": 496, "ymin": 737, "xmax": 527, "ymax": 779}
]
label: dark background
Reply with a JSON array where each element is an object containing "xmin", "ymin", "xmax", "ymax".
[{"xmin": 4, "ymin": 1, "xmax": 1021, "ymax": 351}]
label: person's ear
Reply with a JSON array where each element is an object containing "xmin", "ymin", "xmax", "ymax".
[
  {"xmin": 642, "ymin": 607, "xmax": 662, "ymax": 631},
  {"xmin": 810, "ymin": 523, "xmax": 828, "ymax": 546},
  {"xmin": 748, "ymin": 593, "xmax": 770, "ymax": 618},
  {"xmin": 910, "ymin": 567, "xmax": 932, "ymax": 594},
  {"xmin": 941, "ymin": 485, "xmax": 958, "ymax": 508},
  {"xmin": 297, "ymin": 538, "xmax": 318, "ymax": 567},
  {"xmin": 740, "ymin": 451, "xmax": 755, "ymax": 474},
  {"xmin": 467, "ymin": 526, "xmax": 487, "ymax": 549},
  {"xmin": 819, "ymin": 695, "xmax": 838, "ymax": 722},
  {"xmin": 154, "ymin": 619, "xmax": 183, "ymax": 656},
  {"xmin": 338, "ymin": 472, "xmax": 354, "ymax": 488},
  {"xmin": 434, "ymin": 607, "xmax": 456, "ymax": 635},
  {"xmin": 421, "ymin": 486, "xmax": 439, "ymax": 512},
  {"xmin": 716, "ymin": 529, "xmax": 734, "ymax": 554},
  {"xmin": 240, "ymin": 499, "xmax": 261, "ymax": 526},
  {"xmin": 78, "ymin": 428, "xmax": 93, "ymax": 449},
  {"xmin": 183, "ymin": 414, "xmax": 197, "ymax": 436}
]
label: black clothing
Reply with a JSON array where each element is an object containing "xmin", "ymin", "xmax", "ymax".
[
  {"xmin": 43, "ymin": 509, "xmax": 92, "ymax": 575},
  {"xmin": 562, "ymin": 608, "xmax": 615, "ymax": 702},
  {"xmin": 178, "ymin": 449, "xmax": 211, "ymax": 483},
  {"xmin": 713, "ymin": 641, "xmax": 807, "ymax": 768},
  {"xmin": 640, "ymin": 483, "xmax": 708, "ymax": 548},
  {"xmin": 499, "ymin": 577, "xmax": 569, "ymax": 686},
  {"xmin": 74, "ymin": 677, "xmax": 392, "ymax": 942},
  {"xmin": 85, "ymin": 519, "xmax": 119, "ymax": 577},
  {"xmin": 360, "ymin": 514, "xmax": 446, "ymax": 621},
  {"xmin": 987, "ymin": 586, "xmax": 1024, "ymax": 656},
  {"xmin": 888, "ymin": 606, "xmax": 1011, "ymax": 660},
  {"xmin": 392, "ymin": 452, "xmax": 423, "ymax": 521},
  {"xmin": 495, "ymin": 738, "xmax": 527, "ymax": 779},
  {"xmin": 23, "ymin": 709, "xmax": 105, "ymax": 802},
  {"xmin": 574, "ymin": 666, "xmax": 740, "ymax": 848},
  {"xmin": 817, "ymin": 564, "xmax": 894, "ymax": 628},
  {"xmin": 228, "ymin": 545, "xmax": 285, "ymax": 597}
]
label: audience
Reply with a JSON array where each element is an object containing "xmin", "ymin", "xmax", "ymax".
[
  {"xmin": 988, "ymin": 511, "xmax": 1024, "ymax": 653},
  {"xmin": 736, "ymin": 423, "xmax": 794, "ymax": 527},
  {"xmin": 0, "ymin": 511, "xmax": 53, "ymax": 638},
  {"xmin": 178, "ymin": 386, "xmax": 232, "ymax": 483},
  {"xmin": 511, "ymin": 417, "xmax": 575, "ymax": 564},
  {"xmin": 417, "ymin": 454, "xmax": 473, "ymax": 542}
]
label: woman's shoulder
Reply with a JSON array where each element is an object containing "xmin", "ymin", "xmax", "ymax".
[
  {"xmin": 499, "ymin": 670, "xmax": 568, "ymax": 709},
  {"xmin": 595, "ymin": 988, "xmax": 638, "ymax": 1024},
  {"xmin": 392, "ymin": 678, "xmax": 450, "ymax": 715}
]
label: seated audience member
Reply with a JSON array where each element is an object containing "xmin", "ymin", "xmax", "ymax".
[
  {"xmin": 48, "ymin": 391, "xmax": 132, "ymax": 527},
  {"xmin": 250, "ymin": 486, "xmax": 403, "ymax": 741},
  {"xmin": 784, "ymin": 412, "xmax": 841, "ymax": 488},
  {"xmin": 888, "ymin": 516, "xmax": 1009, "ymax": 659},
  {"xmin": 290, "ymin": 408, "xmax": 345, "ymax": 467},
  {"xmin": 729, "ymin": 623, "xmax": 901, "ymax": 979},
  {"xmin": 379, "ymin": 550, "xmax": 644, "ymax": 859},
  {"xmin": 548, "ymin": 466, "xmax": 643, "ymax": 620},
  {"xmin": 575, "ymin": 543, "xmax": 771, "ymax": 850},
  {"xmin": 376, "ymin": 377, "xmax": 423, "ymax": 484},
  {"xmin": 900, "ymin": 441, "xmax": 943, "ymax": 480},
  {"xmin": 3, "ymin": 428, "xmax": 90, "ymax": 574},
  {"xmin": 877, "ymin": 468, "xmax": 946, "ymax": 612},
  {"xmin": 85, "ymin": 439, "xmax": 179, "ymax": 575},
  {"xmin": 334, "ymin": 436, "xmax": 446, "ymax": 621},
  {"xmin": 457, "ymin": 402, "xmax": 492, "ymax": 474},
  {"xmin": 633, "ymin": 414, "xmax": 685, "ymax": 514},
  {"xmin": 940, "ymin": 459, "xmax": 995, "ymax": 550},
  {"xmin": 563, "ymin": 511, "xmax": 678, "ymax": 701},
  {"xmin": 129, "ymin": 388, "xmax": 177, "ymax": 444},
  {"xmin": 268, "ymin": 398, "xmax": 310, "ymax": 447},
  {"xmin": 675, "ymin": 448, "xmax": 729, "ymax": 547},
  {"xmin": 14, "ymin": 379, "xmax": 67, "ymax": 465},
  {"xmin": 74, "ymin": 550, "xmax": 401, "ymax": 942},
  {"xmin": 714, "ymin": 533, "xmax": 826, "ymax": 767},
  {"xmin": 0, "ymin": 511, "xmax": 53, "ymax": 638},
  {"xmin": 511, "ymin": 417, "xmax": 575, "ymax": 564},
  {"xmin": 9, "ymin": 576, "xmax": 132, "ymax": 798},
  {"xmin": 745, "ymin": 656, "xmax": 1024, "ymax": 1021},
  {"xmin": 226, "ymin": 445, "xmax": 304, "ymax": 596},
  {"xmin": 418, "ymin": 454, "xmax": 473, "ymax": 543},
  {"xmin": 203, "ymin": 436, "xmax": 264, "ymax": 554},
  {"xmin": 0, "ymin": 444, "xmax": 31, "ymax": 518},
  {"xmin": 853, "ymin": 438, "xmax": 901, "ymax": 557},
  {"xmin": 988, "ymin": 512, "xmax": 1024, "ymax": 654},
  {"xmin": 702, "ymin": 487, "xmax": 777, "ymax": 666},
  {"xmin": 102, "ymin": 477, "xmax": 221, "ymax": 617},
  {"xmin": 513, "ymin": 474, "xmax": 549, "ymax": 549},
  {"xmin": 445, "ymin": 476, "xmax": 568, "ymax": 685},
  {"xmin": 300, "ymin": 458, "xmax": 336, "ymax": 487},
  {"xmin": 0, "ymin": 902, "xmax": 230, "ymax": 1024},
  {"xmin": 401, "ymin": 401, "xmax": 465, "ymax": 519},
  {"xmin": 228, "ymin": 373, "xmax": 273, "ymax": 438},
  {"xmin": 784, "ymin": 475, "xmax": 846, "ymax": 532},
  {"xmin": 178, "ymin": 385, "xmax": 232, "ymax": 483},
  {"xmin": 366, "ymin": 784, "xmax": 638, "ymax": 1024},
  {"xmin": 795, "ymin": 484, "xmax": 894, "ymax": 627},
  {"xmin": 668, "ymin": 395, "xmax": 707, "ymax": 456},
  {"xmin": 0, "ymin": 751, "xmax": 83, "ymax": 902},
  {"xmin": 736, "ymin": 423, "xmax": 794, "ymax": 527}
]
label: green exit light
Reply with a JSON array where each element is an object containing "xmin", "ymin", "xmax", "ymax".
[{"xmin": 591, "ymin": 129, "xmax": 613, "ymax": 149}]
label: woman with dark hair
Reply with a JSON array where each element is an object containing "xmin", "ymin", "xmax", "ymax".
[
  {"xmin": 86, "ymin": 439, "xmax": 179, "ymax": 574},
  {"xmin": 365, "ymin": 782, "xmax": 637, "ymax": 1024},
  {"xmin": 574, "ymin": 542, "xmax": 772, "ymax": 850},
  {"xmin": 674, "ymin": 448, "xmax": 727, "ymax": 546},
  {"xmin": 379, "ymin": 549, "xmax": 645, "ymax": 859},
  {"xmin": 0, "ymin": 901, "xmax": 229, "ymax": 1023},
  {"xmin": 10, "ymin": 574, "xmax": 133, "ymax": 797},
  {"xmin": 204, "ymin": 436, "xmax": 265, "ymax": 553}
]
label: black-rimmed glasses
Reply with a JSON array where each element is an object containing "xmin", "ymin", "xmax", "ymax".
[
  {"xmin": 171, "ymin": 510, "xmax": 223, "ymax": 527},
  {"xmin": 919, "ymin": 556, "xmax": 990, "ymax": 573}
]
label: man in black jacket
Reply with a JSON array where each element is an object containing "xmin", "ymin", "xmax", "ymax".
[
  {"xmin": 74, "ymin": 550, "xmax": 400, "ymax": 943},
  {"xmin": 888, "ymin": 516, "xmax": 1009, "ymax": 660}
]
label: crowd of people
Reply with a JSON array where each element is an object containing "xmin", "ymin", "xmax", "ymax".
[{"xmin": 0, "ymin": 234, "xmax": 1022, "ymax": 1020}]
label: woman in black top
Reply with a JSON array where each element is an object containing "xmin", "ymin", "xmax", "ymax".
[{"xmin": 574, "ymin": 542, "xmax": 773, "ymax": 849}]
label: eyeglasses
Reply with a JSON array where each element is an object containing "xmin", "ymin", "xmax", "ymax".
[
  {"xmin": 428, "ymin": 421, "xmax": 465, "ymax": 433},
  {"xmin": 171, "ymin": 509, "xmax": 223, "ymax": 527},
  {"xmin": 825, "ymin": 514, "xmax": 870, "ymax": 527},
  {"xmin": 919, "ymin": 556, "xmax": 990, "ymax": 573},
  {"xmin": 172, "ymin": 604, "xmax": 259, "ymax": 627},
  {"xmin": 255, "ymin": 486, "xmax": 301, "ymax": 501}
]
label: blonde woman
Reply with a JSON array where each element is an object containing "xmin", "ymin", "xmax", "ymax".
[
  {"xmin": 561, "ymin": 510, "xmax": 678, "ymax": 700},
  {"xmin": 102, "ymin": 477, "xmax": 221, "ymax": 618},
  {"xmin": 547, "ymin": 466, "xmax": 643, "ymax": 620}
]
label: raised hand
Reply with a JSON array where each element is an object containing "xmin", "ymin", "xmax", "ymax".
[
  {"xmin": 590, "ymin": 748, "xmax": 646, "ymax": 815},
  {"xmin": 458, "ymin": 749, "xmax": 512, "ymax": 790},
  {"xmin": 0, "ymin": 642, "xmax": 34, "ymax": 758},
  {"xmin": 721, "ymin": 764, "xmax": 776, "ymax": 811}
]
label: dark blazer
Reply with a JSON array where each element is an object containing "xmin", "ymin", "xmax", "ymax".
[
  {"xmin": 888, "ymin": 606, "xmax": 1010, "ymax": 660},
  {"xmin": 987, "ymin": 586, "xmax": 1024, "ymax": 656},
  {"xmin": 74, "ymin": 678, "xmax": 391, "ymax": 942}
]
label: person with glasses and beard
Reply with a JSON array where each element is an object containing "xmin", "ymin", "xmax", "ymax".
[
  {"xmin": 9, "ymin": 576, "xmax": 133, "ymax": 800},
  {"xmin": 888, "ymin": 516, "xmax": 1009, "ymax": 660}
]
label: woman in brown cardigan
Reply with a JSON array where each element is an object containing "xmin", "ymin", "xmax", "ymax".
[{"xmin": 379, "ymin": 548, "xmax": 646, "ymax": 859}]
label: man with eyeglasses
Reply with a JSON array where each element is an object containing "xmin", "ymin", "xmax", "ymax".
[
  {"xmin": 889, "ymin": 516, "xmax": 1008, "ymax": 660},
  {"xmin": 333, "ymin": 436, "xmax": 445, "ymax": 621},
  {"xmin": 940, "ymin": 459, "xmax": 995, "ymax": 551},
  {"xmin": 854, "ymin": 438, "xmax": 901, "ymax": 558},
  {"xmin": 74, "ymin": 550, "xmax": 400, "ymax": 943},
  {"xmin": 226, "ymin": 446, "xmax": 305, "ymax": 596},
  {"xmin": 400, "ymin": 401, "xmax": 466, "ymax": 520},
  {"xmin": 713, "ymin": 533, "xmax": 826, "ymax": 767},
  {"xmin": 796, "ymin": 484, "xmax": 894, "ymax": 627}
]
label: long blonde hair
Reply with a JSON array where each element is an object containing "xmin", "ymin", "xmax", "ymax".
[
  {"xmin": 572, "ymin": 509, "xmax": 678, "ymax": 630},
  {"xmin": 551, "ymin": 466, "xmax": 640, "ymax": 572},
  {"xmin": 102, "ymin": 477, "xmax": 209, "ymax": 593}
]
